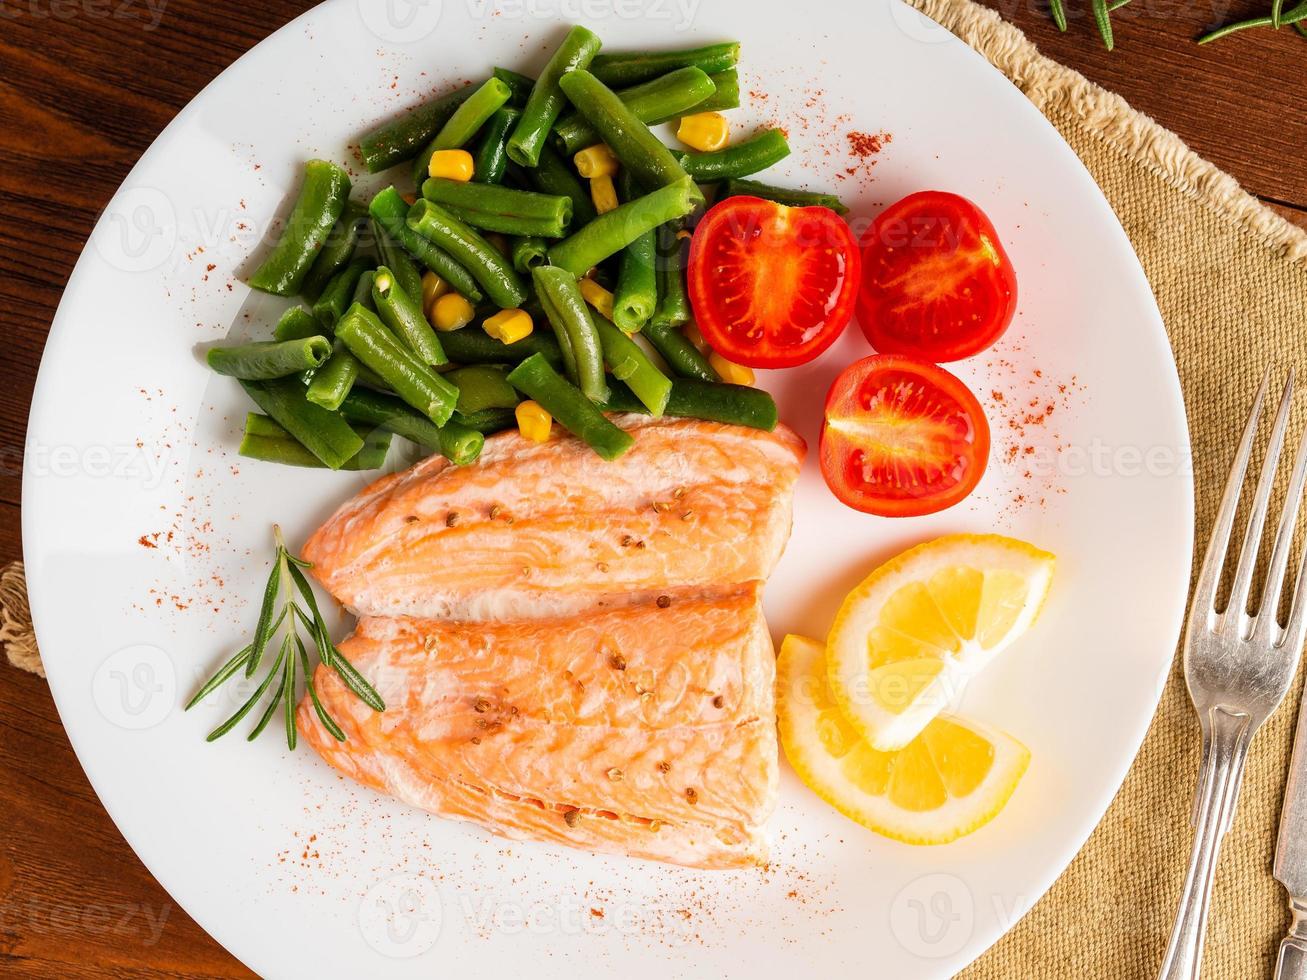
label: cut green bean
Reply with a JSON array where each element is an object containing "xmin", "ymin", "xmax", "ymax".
[
  {"xmin": 695, "ymin": 69, "xmax": 739, "ymax": 113},
  {"xmin": 511, "ymin": 235, "xmax": 550, "ymax": 274},
  {"xmin": 718, "ymin": 177, "xmax": 848, "ymax": 215},
  {"xmin": 651, "ymin": 223, "xmax": 691, "ymax": 332},
  {"xmin": 506, "ymin": 25, "xmax": 602, "ymax": 167},
  {"xmin": 273, "ymin": 306, "xmax": 320, "ymax": 342},
  {"xmin": 370, "ymin": 186, "xmax": 483, "ymax": 302},
  {"xmin": 552, "ymin": 66, "xmax": 716, "ymax": 155},
  {"xmin": 335, "ymin": 304, "xmax": 460, "ymax": 425},
  {"xmin": 590, "ymin": 42, "xmax": 740, "ymax": 87},
  {"xmin": 493, "ymin": 67, "xmax": 536, "ymax": 107},
  {"xmin": 413, "ymin": 77, "xmax": 513, "ymax": 183},
  {"xmin": 374, "ymin": 218, "xmax": 424, "ymax": 303},
  {"xmin": 528, "ymin": 144, "xmax": 597, "ymax": 227},
  {"xmin": 603, "ymin": 377, "xmax": 776, "ymax": 430},
  {"xmin": 438, "ymin": 324, "xmax": 564, "ymax": 368},
  {"xmin": 642, "ymin": 321, "xmax": 718, "ymax": 382},
  {"xmin": 547, "ymin": 177, "xmax": 697, "ymax": 278},
  {"xmin": 532, "ymin": 266, "xmax": 607, "ymax": 402},
  {"xmin": 557, "ymin": 70, "xmax": 702, "ymax": 205},
  {"xmin": 339, "ymin": 388, "xmax": 484, "ymax": 465},
  {"xmin": 207, "ymin": 336, "xmax": 331, "ymax": 379},
  {"xmin": 305, "ymin": 342, "xmax": 361, "ymax": 410},
  {"xmin": 592, "ymin": 314, "xmax": 670, "ymax": 415},
  {"xmin": 446, "ymin": 365, "xmax": 520, "ymax": 414},
  {"xmin": 506, "ymin": 354, "xmax": 633, "ymax": 461},
  {"xmin": 406, "ymin": 199, "xmax": 528, "ymax": 309},
  {"xmin": 312, "ymin": 256, "xmax": 373, "ymax": 331},
  {"xmin": 239, "ymin": 377, "xmax": 364, "ymax": 469},
  {"xmin": 454, "ymin": 407, "xmax": 517, "ymax": 434},
  {"xmin": 612, "ymin": 171, "xmax": 657, "ymax": 334},
  {"xmin": 474, "ymin": 107, "xmax": 521, "ymax": 184},
  {"xmin": 358, "ymin": 85, "xmax": 476, "ymax": 173},
  {"xmin": 420, "ymin": 178, "xmax": 572, "ymax": 238},
  {"xmin": 373, "ymin": 265, "xmax": 447, "ymax": 366},
  {"xmin": 674, "ymin": 128, "xmax": 790, "ymax": 181},
  {"xmin": 249, "ymin": 160, "xmax": 351, "ymax": 296},
  {"xmin": 238, "ymin": 413, "xmax": 391, "ymax": 470},
  {"xmin": 299, "ymin": 201, "xmax": 366, "ymax": 301}
]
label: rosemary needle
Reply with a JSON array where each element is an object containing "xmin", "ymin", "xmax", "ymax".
[
  {"xmin": 1091, "ymin": 0, "xmax": 1115, "ymax": 49},
  {"xmin": 1050, "ymin": 0, "xmax": 1068, "ymax": 31},
  {"xmin": 1274, "ymin": 0, "xmax": 1285, "ymax": 28}
]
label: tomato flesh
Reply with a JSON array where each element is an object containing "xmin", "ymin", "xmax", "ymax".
[
  {"xmin": 820, "ymin": 354, "xmax": 990, "ymax": 516},
  {"xmin": 688, "ymin": 196, "xmax": 860, "ymax": 368},
  {"xmin": 857, "ymin": 191, "xmax": 1017, "ymax": 362}
]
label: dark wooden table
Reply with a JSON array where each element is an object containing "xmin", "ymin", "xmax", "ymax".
[{"xmin": 1, "ymin": 2, "xmax": 1303, "ymax": 974}]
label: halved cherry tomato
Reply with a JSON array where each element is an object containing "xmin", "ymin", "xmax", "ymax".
[
  {"xmin": 857, "ymin": 191, "xmax": 1017, "ymax": 362},
  {"xmin": 820, "ymin": 354, "xmax": 990, "ymax": 517},
  {"xmin": 688, "ymin": 195, "xmax": 860, "ymax": 369}
]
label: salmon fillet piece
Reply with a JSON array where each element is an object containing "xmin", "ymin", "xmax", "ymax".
[
  {"xmin": 298, "ymin": 588, "xmax": 778, "ymax": 868},
  {"xmin": 302, "ymin": 416, "xmax": 805, "ymax": 621}
]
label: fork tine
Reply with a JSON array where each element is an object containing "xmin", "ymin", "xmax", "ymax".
[
  {"xmin": 1192, "ymin": 367, "xmax": 1272, "ymax": 619},
  {"xmin": 1224, "ymin": 370, "xmax": 1295, "ymax": 627},
  {"xmin": 1281, "ymin": 429, "xmax": 1307, "ymax": 651}
]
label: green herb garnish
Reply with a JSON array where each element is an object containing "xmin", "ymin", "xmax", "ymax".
[{"xmin": 185, "ymin": 525, "xmax": 383, "ymax": 746}]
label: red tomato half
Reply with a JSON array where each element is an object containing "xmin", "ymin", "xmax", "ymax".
[
  {"xmin": 857, "ymin": 191, "xmax": 1017, "ymax": 362},
  {"xmin": 688, "ymin": 196, "xmax": 860, "ymax": 369},
  {"xmin": 819, "ymin": 354, "xmax": 990, "ymax": 517}
]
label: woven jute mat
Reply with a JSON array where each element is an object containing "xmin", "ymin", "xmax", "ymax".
[{"xmin": 4, "ymin": 2, "xmax": 1307, "ymax": 975}]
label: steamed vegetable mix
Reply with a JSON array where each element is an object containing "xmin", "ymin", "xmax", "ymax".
[
  {"xmin": 527, "ymin": 145, "xmax": 597, "ymax": 226},
  {"xmin": 420, "ymin": 179, "xmax": 573, "ymax": 238},
  {"xmin": 412, "ymin": 77, "xmax": 513, "ymax": 182},
  {"xmin": 675, "ymin": 128, "xmax": 790, "ymax": 181},
  {"xmin": 239, "ymin": 413, "xmax": 392, "ymax": 470},
  {"xmin": 438, "ymin": 323, "xmax": 564, "ymax": 368},
  {"xmin": 590, "ymin": 42, "xmax": 741, "ymax": 86},
  {"xmin": 207, "ymin": 337, "xmax": 331, "ymax": 380},
  {"xmin": 372, "ymin": 266, "xmax": 448, "ymax": 366},
  {"xmin": 592, "ymin": 314, "xmax": 671, "ymax": 415},
  {"xmin": 338, "ymin": 388, "xmax": 484, "ymax": 465},
  {"xmin": 239, "ymin": 377, "xmax": 365, "ymax": 469},
  {"xmin": 552, "ymin": 66, "xmax": 717, "ymax": 155},
  {"xmin": 374, "ymin": 218, "xmax": 425, "ymax": 302},
  {"xmin": 612, "ymin": 171, "xmax": 657, "ymax": 334},
  {"xmin": 249, "ymin": 161, "xmax": 351, "ymax": 296},
  {"xmin": 335, "ymin": 304, "xmax": 460, "ymax": 425},
  {"xmin": 406, "ymin": 200, "xmax": 528, "ymax": 309},
  {"xmin": 547, "ymin": 177, "xmax": 698, "ymax": 277},
  {"xmin": 533, "ymin": 265, "xmax": 607, "ymax": 402},
  {"xmin": 506, "ymin": 25, "xmax": 602, "ymax": 167},
  {"xmin": 370, "ymin": 187, "xmax": 483, "ymax": 302},
  {"xmin": 358, "ymin": 86, "xmax": 475, "ymax": 173},
  {"xmin": 507, "ymin": 354, "xmax": 633, "ymax": 460}
]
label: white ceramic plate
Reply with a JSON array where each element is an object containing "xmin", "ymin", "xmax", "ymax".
[{"xmin": 23, "ymin": 1, "xmax": 1192, "ymax": 975}]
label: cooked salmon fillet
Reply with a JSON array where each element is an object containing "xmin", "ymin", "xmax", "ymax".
[
  {"xmin": 298, "ymin": 588, "xmax": 778, "ymax": 868},
  {"xmin": 302, "ymin": 416, "xmax": 805, "ymax": 621}
]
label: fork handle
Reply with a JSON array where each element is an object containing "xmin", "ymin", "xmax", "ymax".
[
  {"xmin": 1157, "ymin": 706, "xmax": 1253, "ymax": 980},
  {"xmin": 1275, "ymin": 898, "xmax": 1307, "ymax": 980}
]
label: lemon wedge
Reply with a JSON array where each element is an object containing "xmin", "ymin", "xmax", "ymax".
[
  {"xmin": 826, "ymin": 534, "xmax": 1054, "ymax": 751},
  {"xmin": 778, "ymin": 634, "xmax": 1030, "ymax": 845}
]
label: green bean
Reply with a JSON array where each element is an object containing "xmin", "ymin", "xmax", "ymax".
[
  {"xmin": 473, "ymin": 107, "xmax": 521, "ymax": 184},
  {"xmin": 641, "ymin": 321, "xmax": 718, "ymax": 382},
  {"xmin": 547, "ymin": 177, "xmax": 697, "ymax": 278},
  {"xmin": 299, "ymin": 201, "xmax": 367, "ymax": 301},
  {"xmin": 370, "ymin": 187, "xmax": 483, "ymax": 302},
  {"xmin": 592, "ymin": 314, "xmax": 670, "ymax": 416},
  {"xmin": 532, "ymin": 266, "xmax": 607, "ymax": 402},
  {"xmin": 305, "ymin": 342, "xmax": 360, "ymax": 410},
  {"xmin": 438, "ymin": 324, "xmax": 564, "ymax": 368},
  {"xmin": 506, "ymin": 25, "xmax": 602, "ymax": 167},
  {"xmin": 273, "ymin": 306, "xmax": 320, "ymax": 342},
  {"xmin": 335, "ymin": 304, "xmax": 460, "ymax": 425},
  {"xmin": 239, "ymin": 377, "xmax": 364, "ymax": 469},
  {"xmin": 557, "ymin": 70, "xmax": 702, "ymax": 205},
  {"xmin": 695, "ymin": 69, "xmax": 739, "ymax": 113},
  {"xmin": 511, "ymin": 236, "xmax": 550, "ymax": 274},
  {"xmin": 675, "ymin": 128, "xmax": 790, "ymax": 181},
  {"xmin": 420, "ymin": 178, "xmax": 572, "ymax": 238},
  {"xmin": 506, "ymin": 354, "xmax": 633, "ymax": 460},
  {"xmin": 373, "ymin": 218, "xmax": 424, "ymax": 303},
  {"xmin": 552, "ymin": 66, "xmax": 716, "ymax": 155},
  {"xmin": 528, "ymin": 144, "xmax": 597, "ymax": 227},
  {"xmin": 446, "ymin": 365, "xmax": 520, "ymax": 414},
  {"xmin": 207, "ymin": 337, "xmax": 331, "ymax": 379},
  {"xmin": 603, "ymin": 377, "xmax": 776, "ymax": 430},
  {"xmin": 239, "ymin": 414, "xmax": 390, "ymax": 470},
  {"xmin": 358, "ymin": 85, "xmax": 476, "ymax": 173},
  {"xmin": 339, "ymin": 388, "xmax": 484, "ymax": 465},
  {"xmin": 312, "ymin": 256, "xmax": 372, "ymax": 331},
  {"xmin": 413, "ymin": 77, "xmax": 513, "ymax": 183},
  {"xmin": 590, "ymin": 42, "xmax": 740, "ymax": 87},
  {"xmin": 718, "ymin": 178, "xmax": 848, "ymax": 215},
  {"xmin": 406, "ymin": 199, "xmax": 528, "ymax": 309},
  {"xmin": 612, "ymin": 171, "xmax": 657, "ymax": 334},
  {"xmin": 373, "ymin": 265, "xmax": 447, "ymax": 366},
  {"xmin": 651, "ymin": 224, "xmax": 691, "ymax": 331},
  {"xmin": 454, "ymin": 407, "xmax": 517, "ymax": 434},
  {"xmin": 249, "ymin": 160, "xmax": 351, "ymax": 296},
  {"xmin": 493, "ymin": 67, "xmax": 536, "ymax": 107}
]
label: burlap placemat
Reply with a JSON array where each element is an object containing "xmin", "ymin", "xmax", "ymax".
[{"xmin": 4, "ymin": 2, "xmax": 1306, "ymax": 974}]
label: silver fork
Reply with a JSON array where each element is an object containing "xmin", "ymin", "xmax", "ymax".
[{"xmin": 1158, "ymin": 368, "xmax": 1307, "ymax": 980}]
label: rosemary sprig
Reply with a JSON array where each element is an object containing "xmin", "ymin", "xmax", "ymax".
[
  {"xmin": 1198, "ymin": 0, "xmax": 1307, "ymax": 43},
  {"xmin": 185, "ymin": 525, "xmax": 383, "ymax": 747},
  {"xmin": 1047, "ymin": 0, "xmax": 1307, "ymax": 47}
]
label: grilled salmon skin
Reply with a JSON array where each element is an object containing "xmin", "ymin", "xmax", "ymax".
[
  {"xmin": 302, "ymin": 416, "xmax": 805, "ymax": 621},
  {"xmin": 298, "ymin": 588, "xmax": 778, "ymax": 868}
]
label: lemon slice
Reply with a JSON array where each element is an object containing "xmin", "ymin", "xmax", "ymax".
[
  {"xmin": 779, "ymin": 635, "xmax": 1030, "ymax": 844},
  {"xmin": 827, "ymin": 534, "xmax": 1054, "ymax": 751}
]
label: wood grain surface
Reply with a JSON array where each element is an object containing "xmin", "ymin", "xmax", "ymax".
[{"xmin": 0, "ymin": 1, "xmax": 1302, "ymax": 975}]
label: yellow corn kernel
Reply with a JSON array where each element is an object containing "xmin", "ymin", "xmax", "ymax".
[
  {"xmin": 515, "ymin": 400, "xmax": 552, "ymax": 443},
  {"xmin": 579, "ymin": 278, "xmax": 615, "ymax": 322},
  {"xmin": 574, "ymin": 143, "xmax": 620, "ymax": 178},
  {"xmin": 684, "ymin": 321, "xmax": 709, "ymax": 353},
  {"xmin": 709, "ymin": 351, "xmax": 755, "ymax": 386},
  {"xmin": 590, "ymin": 174, "xmax": 619, "ymax": 214},
  {"xmin": 428, "ymin": 149, "xmax": 475, "ymax": 182},
  {"xmin": 677, "ymin": 112, "xmax": 730, "ymax": 152},
  {"xmin": 432, "ymin": 292, "xmax": 475, "ymax": 332},
  {"xmin": 421, "ymin": 271, "xmax": 450, "ymax": 318},
  {"xmin": 675, "ymin": 228, "xmax": 693, "ymax": 241},
  {"xmin": 483, "ymin": 308, "xmax": 533, "ymax": 344}
]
